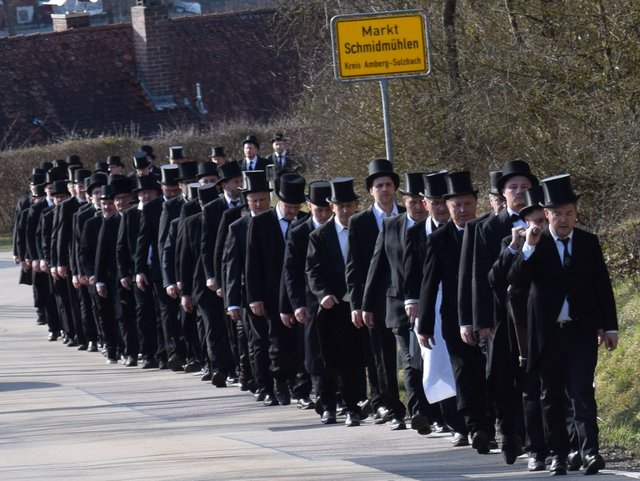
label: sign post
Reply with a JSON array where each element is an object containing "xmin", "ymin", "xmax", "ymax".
[{"xmin": 331, "ymin": 10, "xmax": 431, "ymax": 163}]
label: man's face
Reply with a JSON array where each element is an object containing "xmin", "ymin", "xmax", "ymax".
[
  {"xmin": 369, "ymin": 175, "xmax": 396, "ymax": 206},
  {"xmin": 53, "ymin": 193, "xmax": 69, "ymax": 205},
  {"xmin": 76, "ymin": 184, "xmax": 87, "ymax": 200},
  {"xmin": 211, "ymin": 156, "xmax": 226, "ymax": 166},
  {"xmin": 524, "ymin": 208, "xmax": 547, "ymax": 229},
  {"xmin": 246, "ymin": 191, "xmax": 271, "ymax": 215},
  {"xmin": 137, "ymin": 188, "xmax": 159, "ymax": 205},
  {"xmin": 308, "ymin": 202, "xmax": 332, "ymax": 225},
  {"xmin": 502, "ymin": 175, "xmax": 532, "ymax": 212},
  {"xmin": 114, "ymin": 193, "xmax": 131, "ymax": 212},
  {"xmin": 109, "ymin": 165, "xmax": 124, "ymax": 175},
  {"xmin": 67, "ymin": 182, "xmax": 76, "ymax": 197},
  {"xmin": 137, "ymin": 167, "xmax": 150, "ymax": 177},
  {"xmin": 161, "ymin": 184, "xmax": 181, "ymax": 199},
  {"xmin": 198, "ymin": 175, "xmax": 219, "ymax": 186},
  {"xmin": 404, "ymin": 195, "xmax": 427, "ymax": 222},
  {"xmin": 544, "ymin": 204, "xmax": 576, "ymax": 239},
  {"xmin": 423, "ymin": 197, "xmax": 450, "ymax": 224},
  {"xmin": 243, "ymin": 143, "xmax": 257, "ymax": 159},
  {"xmin": 489, "ymin": 193, "xmax": 506, "ymax": 215},
  {"xmin": 101, "ymin": 198, "xmax": 116, "ymax": 217},
  {"xmin": 331, "ymin": 201, "xmax": 358, "ymax": 226},
  {"xmin": 273, "ymin": 141, "xmax": 287, "ymax": 155},
  {"xmin": 279, "ymin": 201, "xmax": 301, "ymax": 221},
  {"xmin": 446, "ymin": 194, "xmax": 477, "ymax": 228},
  {"xmin": 222, "ymin": 176, "xmax": 243, "ymax": 198},
  {"xmin": 90, "ymin": 187, "xmax": 102, "ymax": 207}
]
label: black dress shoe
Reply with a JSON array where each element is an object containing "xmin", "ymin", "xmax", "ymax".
[
  {"xmin": 345, "ymin": 412, "xmax": 360, "ymax": 427},
  {"xmin": 321, "ymin": 410, "xmax": 337, "ymax": 424},
  {"xmin": 201, "ymin": 369, "xmax": 212, "ymax": 382},
  {"xmin": 87, "ymin": 342, "xmax": 98, "ymax": 352},
  {"xmin": 167, "ymin": 356, "xmax": 184, "ymax": 372},
  {"xmin": 583, "ymin": 454, "xmax": 605, "ymax": 475},
  {"xmin": 274, "ymin": 384, "xmax": 291, "ymax": 406},
  {"xmin": 501, "ymin": 435, "xmax": 523, "ymax": 465},
  {"xmin": 77, "ymin": 343, "xmax": 88, "ymax": 351},
  {"xmin": 240, "ymin": 379, "xmax": 256, "ymax": 393},
  {"xmin": 471, "ymin": 430, "xmax": 490, "ymax": 455},
  {"xmin": 211, "ymin": 370, "xmax": 227, "ymax": 388},
  {"xmin": 263, "ymin": 393, "xmax": 279, "ymax": 406},
  {"xmin": 141, "ymin": 358, "xmax": 159, "ymax": 369},
  {"xmin": 48, "ymin": 332, "xmax": 58, "ymax": 341},
  {"xmin": 373, "ymin": 406, "xmax": 390, "ymax": 425},
  {"xmin": 389, "ymin": 417, "xmax": 407, "ymax": 431},
  {"xmin": 357, "ymin": 398, "xmax": 372, "ymax": 418},
  {"xmin": 527, "ymin": 457, "xmax": 546, "ymax": 472},
  {"xmin": 336, "ymin": 399, "xmax": 348, "ymax": 417},
  {"xmin": 124, "ymin": 356, "xmax": 138, "ymax": 367},
  {"xmin": 567, "ymin": 451, "xmax": 582, "ymax": 471},
  {"xmin": 158, "ymin": 360, "xmax": 168, "ymax": 370},
  {"xmin": 254, "ymin": 390, "xmax": 267, "ymax": 402},
  {"xmin": 549, "ymin": 456, "xmax": 567, "ymax": 476},
  {"xmin": 183, "ymin": 362, "xmax": 201, "ymax": 373},
  {"xmin": 410, "ymin": 414, "xmax": 430, "ymax": 432},
  {"xmin": 297, "ymin": 397, "xmax": 315, "ymax": 410}
]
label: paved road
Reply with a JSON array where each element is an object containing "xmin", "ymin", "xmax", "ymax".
[{"xmin": 0, "ymin": 252, "xmax": 637, "ymax": 481}]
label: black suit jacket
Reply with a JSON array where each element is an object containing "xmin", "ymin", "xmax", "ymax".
[
  {"xmin": 265, "ymin": 152, "xmax": 298, "ymax": 176},
  {"xmin": 508, "ymin": 227, "xmax": 618, "ymax": 369},
  {"xmin": 12, "ymin": 193, "xmax": 31, "ymax": 258},
  {"xmin": 135, "ymin": 197, "xmax": 163, "ymax": 281},
  {"xmin": 280, "ymin": 215, "xmax": 315, "ymax": 314},
  {"xmin": 79, "ymin": 213, "xmax": 103, "ymax": 278},
  {"xmin": 200, "ymin": 195, "xmax": 228, "ymax": 282},
  {"xmin": 26, "ymin": 198, "xmax": 51, "ymax": 261},
  {"xmin": 158, "ymin": 195, "xmax": 184, "ymax": 265},
  {"xmin": 179, "ymin": 212, "xmax": 203, "ymax": 298},
  {"xmin": 56, "ymin": 197, "xmax": 83, "ymax": 267},
  {"xmin": 215, "ymin": 206, "xmax": 244, "ymax": 302},
  {"xmin": 223, "ymin": 214, "xmax": 251, "ymax": 308},
  {"xmin": 240, "ymin": 156, "xmax": 272, "ymax": 172},
  {"xmin": 71, "ymin": 203, "xmax": 96, "ymax": 276},
  {"xmin": 116, "ymin": 207, "xmax": 140, "ymax": 281},
  {"xmin": 38, "ymin": 206, "xmax": 55, "ymax": 264},
  {"xmin": 95, "ymin": 214, "xmax": 121, "ymax": 289},
  {"xmin": 306, "ymin": 218, "xmax": 349, "ymax": 303}
]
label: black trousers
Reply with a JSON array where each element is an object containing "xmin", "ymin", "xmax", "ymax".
[
  {"xmin": 133, "ymin": 281, "xmax": 157, "ymax": 360},
  {"xmin": 196, "ymin": 289, "xmax": 234, "ymax": 374},
  {"xmin": 78, "ymin": 284, "xmax": 98, "ymax": 343},
  {"xmin": 393, "ymin": 323, "xmax": 430, "ymax": 418},
  {"xmin": 151, "ymin": 280, "xmax": 185, "ymax": 362},
  {"xmin": 265, "ymin": 306, "xmax": 297, "ymax": 385},
  {"xmin": 247, "ymin": 310, "xmax": 273, "ymax": 393},
  {"xmin": 118, "ymin": 287, "xmax": 138, "ymax": 358}
]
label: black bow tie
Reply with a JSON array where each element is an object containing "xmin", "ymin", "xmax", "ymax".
[{"xmin": 510, "ymin": 213, "xmax": 521, "ymax": 223}]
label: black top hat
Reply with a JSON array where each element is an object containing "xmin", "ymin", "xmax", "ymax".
[
  {"xmin": 107, "ymin": 155, "xmax": 123, "ymax": 167},
  {"xmin": 133, "ymin": 151, "xmax": 150, "ymax": 170},
  {"xmin": 329, "ymin": 177, "xmax": 360, "ymax": 203},
  {"xmin": 94, "ymin": 161, "xmax": 109, "ymax": 173},
  {"xmin": 170, "ymin": 145, "xmax": 184, "ymax": 160},
  {"xmin": 187, "ymin": 182, "xmax": 200, "ymax": 201},
  {"xmin": 211, "ymin": 146, "xmax": 226, "ymax": 157},
  {"xmin": 29, "ymin": 173, "xmax": 46, "ymax": 186},
  {"xmin": 489, "ymin": 170, "xmax": 502, "ymax": 195},
  {"xmin": 86, "ymin": 173, "xmax": 108, "ymax": 194},
  {"xmin": 519, "ymin": 185, "xmax": 545, "ymax": 219},
  {"xmin": 160, "ymin": 165, "xmax": 180, "ymax": 185},
  {"xmin": 496, "ymin": 160, "xmax": 538, "ymax": 192},
  {"xmin": 40, "ymin": 161, "xmax": 53, "ymax": 171},
  {"xmin": 365, "ymin": 158, "xmax": 400, "ymax": 190},
  {"xmin": 198, "ymin": 183, "xmax": 219, "ymax": 206},
  {"xmin": 443, "ymin": 171, "xmax": 478, "ymax": 199},
  {"xmin": 216, "ymin": 161, "xmax": 243, "ymax": 184},
  {"xmin": 242, "ymin": 170, "xmax": 271, "ymax": 194},
  {"xmin": 196, "ymin": 162, "xmax": 218, "ymax": 180},
  {"xmin": 399, "ymin": 172, "xmax": 425, "ymax": 196},
  {"xmin": 307, "ymin": 180, "xmax": 331, "ymax": 207},
  {"xmin": 99, "ymin": 184, "xmax": 113, "ymax": 200},
  {"xmin": 177, "ymin": 161, "xmax": 198, "ymax": 182},
  {"xmin": 421, "ymin": 170, "xmax": 448, "ymax": 198},
  {"xmin": 134, "ymin": 174, "xmax": 162, "ymax": 194},
  {"xmin": 73, "ymin": 168, "xmax": 91, "ymax": 184},
  {"xmin": 67, "ymin": 164, "xmax": 81, "ymax": 180},
  {"xmin": 46, "ymin": 167, "xmax": 67, "ymax": 184},
  {"xmin": 276, "ymin": 173, "xmax": 306, "ymax": 204},
  {"xmin": 53, "ymin": 159, "xmax": 66, "ymax": 169},
  {"xmin": 66, "ymin": 154, "xmax": 82, "ymax": 166},
  {"xmin": 50, "ymin": 180, "xmax": 71, "ymax": 197},
  {"xmin": 242, "ymin": 135, "xmax": 260, "ymax": 149},
  {"xmin": 270, "ymin": 132, "xmax": 289, "ymax": 143},
  {"xmin": 109, "ymin": 176, "xmax": 134, "ymax": 197},
  {"xmin": 140, "ymin": 145, "xmax": 155, "ymax": 159},
  {"xmin": 540, "ymin": 174, "xmax": 580, "ymax": 208},
  {"xmin": 33, "ymin": 184, "xmax": 46, "ymax": 198}
]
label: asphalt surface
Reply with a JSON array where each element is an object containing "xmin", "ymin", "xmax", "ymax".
[{"xmin": 0, "ymin": 251, "xmax": 637, "ymax": 481}]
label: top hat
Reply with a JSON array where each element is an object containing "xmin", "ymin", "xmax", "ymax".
[
  {"xmin": 365, "ymin": 158, "xmax": 400, "ymax": 190},
  {"xmin": 107, "ymin": 155, "xmax": 123, "ymax": 167},
  {"xmin": 443, "ymin": 171, "xmax": 478, "ymax": 199},
  {"xmin": 29, "ymin": 173, "xmax": 46, "ymax": 186},
  {"xmin": 133, "ymin": 174, "xmax": 162, "ymax": 194},
  {"xmin": 489, "ymin": 170, "xmax": 502, "ymax": 195},
  {"xmin": 307, "ymin": 180, "xmax": 331, "ymax": 207},
  {"xmin": 242, "ymin": 135, "xmax": 260, "ymax": 149},
  {"xmin": 53, "ymin": 159, "xmax": 66, "ymax": 169},
  {"xmin": 187, "ymin": 182, "xmax": 200, "ymax": 201},
  {"xmin": 216, "ymin": 161, "xmax": 243, "ymax": 184},
  {"xmin": 399, "ymin": 172, "xmax": 425, "ymax": 196},
  {"xmin": 66, "ymin": 154, "xmax": 82, "ymax": 166},
  {"xmin": 276, "ymin": 173, "xmax": 306, "ymax": 204},
  {"xmin": 50, "ymin": 180, "xmax": 71, "ymax": 197},
  {"xmin": 160, "ymin": 165, "xmax": 180, "ymax": 185},
  {"xmin": 519, "ymin": 185, "xmax": 545, "ymax": 219},
  {"xmin": 86, "ymin": 172, "xmax": 108, "ymax": 194},
  {"xmin": 170, "ymin": 145, "xmax": 184, "ymax": 161},
  {"xmin": 99, "ymin": 184, "xmax": 113, "ymax": 200},
  {"xmin": 270, "ymin": 132, "xmax": 289, "ymax": 143},
  {"xmin": 94, "ymin": 161, "xmax": 109, "ymax": 173},
  {"xmin": 196, "ymin": 162, "xmax": 218, "ymax": 180},
  {"xmin": 40, "ymin": 161, "xmax": 53, "ymax": 171},
  {"xmin": 197, "ymin": 184, "xmax": 219, "ymax": 206},
  {"xmin": 540, "ymin": 174, "xmax": 580, "ymax": 208},
  {"xmin": 133, "ymin": 151, "xmax": 150, "ymax": 170},
  {"xmin": 109, "ymin": 176, "xmax": 134, "ymax": 196},
  {"xmin": 328, "ymin": 177, "xmax": 360, "ymax": 203},
  {"xmin": 421, "ymin": 170, "xmax": 448, "ymax": 198},
  {"xmin": 46, "ymin": 167, "xmax": 67, "ymax": 184},
  {"xmin": 140, "ymin": 145, "xmax": 156, "ymax": 159},
  {"xmin": 242, "ymin": 170, "xmax": 271, "ymax": 194},
  {"xmin": 73, "ymin": 168, "xmax": 92, "ymax": 185},
  {"xmin": 177, "ymin": 161, "xmax": 198, "ymax": 182},
  {"xmin": 211, "ymin": 146, "xmax": 226, "ymax": 157},
  {"xmin": 33, "ymin": 184, "xmax": 46, "ymax": 198},
  {"xmin": 496, "ymin": 160, "xmax": 538, "ymax": 192}
]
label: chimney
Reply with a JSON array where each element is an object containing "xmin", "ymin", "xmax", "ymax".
[
  {"xmin": 131, "ymin": 2, "xmax": 177, "ymax": 109},
  {"xmin": 51, "ymin": 12, "xmax": 91, "ymax": 32}
]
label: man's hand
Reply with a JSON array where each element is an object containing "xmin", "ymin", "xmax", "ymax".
[
  {"xmin": 57, "ymin": 265, "xmax": 68, "ymax": 279},
  {"xmin": 509, "ymin": 226, "xmax": 526, "ymax": 250},
  {"xmin": 351, "ymin": 309, "xmax": 364, "ymax": 329},
  {"xmin": 21, "ymin": 260, "xmax": 30, "ymax": 270},
  {"xmin": 97, "ymin": 284, "xmax": 108, "ymax": 298},
  {"xmin": 249, "ymin": 301, "xmax": 265, "ymax": 317},
  {"xmin": 216, "ymin": 288, "xmax": 224, "ymax": 298},
  {"xmin": 525, "ymin": 224, "xmax": 543, "ymax": 246},
  {"xmin": 40, "ymin": 260, "xmax": 48, "ymax": 272},
  {"xmin": 72, "ymin": 275, "xmax": 81, "ymax": 289},
  {"xmin": 79, "ymin": 275, "xmax": 89, "ymax": 286},
  {"xmin": 227, "ymin": 308, "xmax": 240, "ymax": 320},
  {"xmin": 460, "ymin": 325, "xmax": 478, "ymax": 346},
  {"xmin": 418, "ymin": 333, "xmax": 435, "ymax": 349},
  {"xmin": 206, "ymin": 277, "xmax": 218, "ymax": 292},
  {"xmin": 294, "ymin": 306, "xmax": 309, "ymax": 324},
  {"xmin": 181, "ymin": 295, "xmax": 193, "ymax": 313},
  {"xmin": 50, "ymin": 266, "xmax": 59, "ymax": 280},
  {"xmin": 166, "ymin": 284, "xmax": 178, "ymax": 299},
  {"xmin": 280, "ymin": 313, "xmax": 295, "ymax": 329},
  {"xmin": 362, "ymin": 311, "xmax": 375, "ymax": 328},
  {"xmin": 404, "ymin": 304, "xmax": 418, "ymax": 322},
  {"xmin": 598, "ymin": 329, "xmax": 618, "ymax": 351},
  {"xmin": 120, "ymin": 277, "xmax": 132, "ymax": 290},
  {"xmin": 32, "ymin": 260, "xmax": 41, "ymax": 272},
  {"xmin": 477, "ymin": 327, "xmax": 494, "ymax": 342},
  {"xmin": 320, "ymin": 295, "xmax": 338, "ymax": 310},
  {"xmin": 136, "ymin": 273, "xmax": 148, "ymax": 292},
  {"xmin": 89, "ymin": 276, "xmax": 96, "ymax": 286}
]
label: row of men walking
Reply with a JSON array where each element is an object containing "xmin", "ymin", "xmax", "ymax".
[{"xmin": 12, "ymin": 147, "xmax": 617, "ymax": 477}]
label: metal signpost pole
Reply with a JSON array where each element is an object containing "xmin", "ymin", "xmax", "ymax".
[{"xmin": 380, "ymin": 78, "xmax": 394, "ymax": 163}]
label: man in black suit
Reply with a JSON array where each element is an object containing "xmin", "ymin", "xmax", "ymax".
[
  {"xmin": 471, "ymin": 160, "xmax": 538, "ymax": 464},
  {"xmin": 246, "ymin": 173, "xmax": 307, "ymax": 406},
  {"xmin": 240, "ymin": 135, "xmax": 271, "ymax": 172},
  {"xmin": 307, "ymin": 177, "xmax": 367, "ymax": 426},
  {"xmin": 509, "ymin": 174, "xmax": 618, "ymax": 476},
  {"xmin": 418, "ymin": 171, "xmax": 492, "ymax": 455},
  {"xmin": 346, "ymin": 159, "xmax": 406, "ymax": 427},
  {"xmin": 265, "ymin": 132, "xmax": 299, "ymax": 176}
]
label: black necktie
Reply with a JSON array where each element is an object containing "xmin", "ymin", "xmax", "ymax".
[
  {"xmin": 559, "ymin": 238, "xmax": 571, "ymax": 268},
  {"xmin": 282, "ymin": 218, "xmax": 291, "ymax": 238},
  {"xmin": 230, "ymin": 200, "xmax": 239, "ymax": 207},
  {"xmin": 278, "ymin": 155, "xmax": 284, "ymax": 167},
  {"xmin": 430, "ymin": 219, "xmax": 438, "ymax": 232},
  {"xmin": 510, "ymin": 213, "xmax": 521, "ymax": 223}
]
